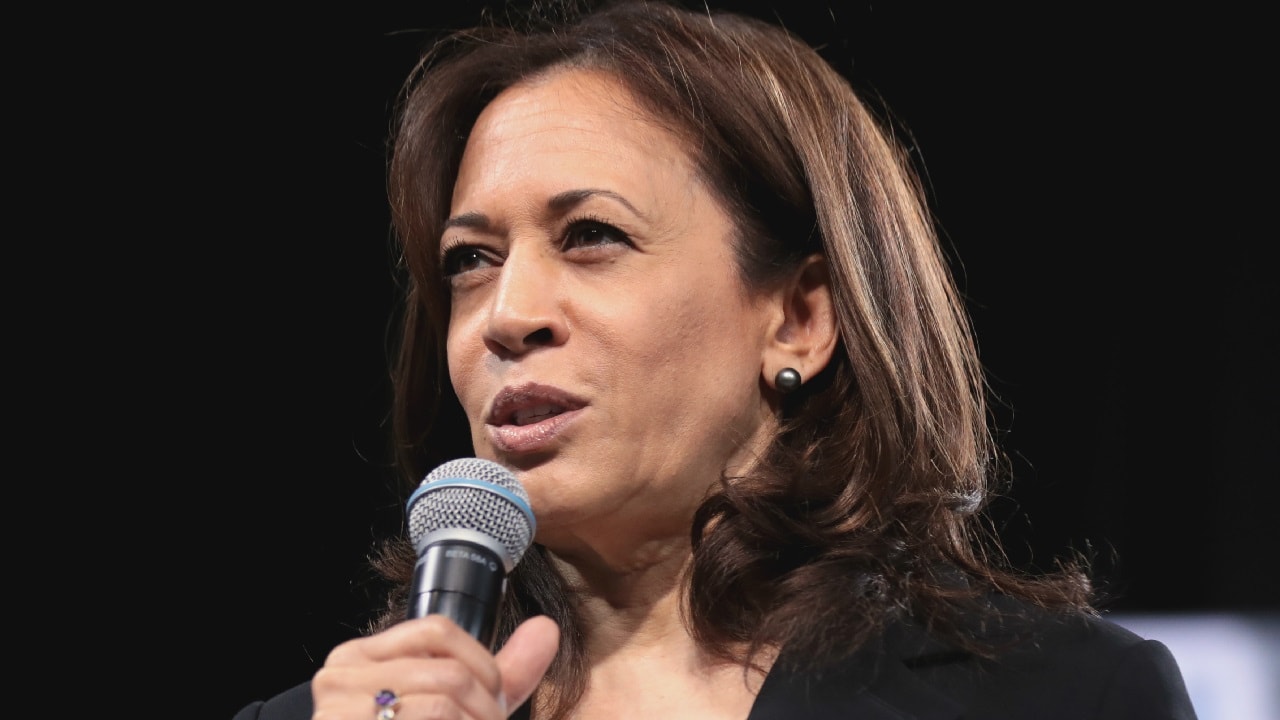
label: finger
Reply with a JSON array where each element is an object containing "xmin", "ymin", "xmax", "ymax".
[
  {"xmin": 326, "ymin": 616, "xmax": 504, "ymax": 696},
  {"xmin": 313, "ymin": 656, "xmax": 505, "ymax": 720},
  {"xmin": 495, "ymin": 616, "xmax": 561, "ymax": 716},
  {"xmin": 400, "ymin": 655, "xmax": 505, "ymax": 719}
]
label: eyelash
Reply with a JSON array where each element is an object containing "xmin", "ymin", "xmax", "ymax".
[
  {"xmin": 439, "ymin": 214, "xmax": 632, "ymax": 278},
  {"xmin": 562, "ymin": 214, "xmax": 630, "ymax": 250}
]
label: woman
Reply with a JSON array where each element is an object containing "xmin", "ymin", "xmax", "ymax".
[{"xmin": 235, "ymin": 1, "xmax": 1198, "ymax": 718}]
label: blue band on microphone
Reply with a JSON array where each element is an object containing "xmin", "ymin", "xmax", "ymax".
[{"xmin": 406, "ymin": 476, "xmax": 536, "ymax": 533}]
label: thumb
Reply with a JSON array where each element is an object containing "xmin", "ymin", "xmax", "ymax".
[{"xmin": 495, "ymin": 615, "xmax": 561, "ymax": 716}]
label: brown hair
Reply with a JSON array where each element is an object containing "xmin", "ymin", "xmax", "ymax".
[{"xmin": 372, "ymin": 1, "xmax": 1093, "ymax": 717}]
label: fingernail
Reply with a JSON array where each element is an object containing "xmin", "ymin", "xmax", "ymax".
[{"xmin": 497, "ymin": 688, "xmax": 508, "ymax": 715}]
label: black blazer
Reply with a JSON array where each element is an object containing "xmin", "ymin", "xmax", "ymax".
[{"xmin": 233, "ymin": 603, "xmax": 1198, "ymax": 720}]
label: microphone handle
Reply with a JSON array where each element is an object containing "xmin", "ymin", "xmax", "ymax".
[{"xmin": 408, "ymin": 540, "xmax": 508, "ymax": 650}]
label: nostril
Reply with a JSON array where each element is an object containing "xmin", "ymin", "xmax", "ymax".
[{"xmin": 524, "ymin": 327, "xmax": 554, "ymax": 345}]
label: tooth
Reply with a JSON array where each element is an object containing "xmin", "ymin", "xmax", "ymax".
[{"xmin": 513, "ymin": 404, "xmax": 563, "ymax": 426}]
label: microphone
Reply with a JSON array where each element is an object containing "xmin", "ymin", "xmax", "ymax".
[{"xmin": 405, "ymin": 457, "xmax": 536, "ymax": 650}]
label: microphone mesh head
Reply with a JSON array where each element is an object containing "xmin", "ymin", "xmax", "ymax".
[{"xmin": 407, "ymin": 458, "xmax": 535, "ymax": 567}]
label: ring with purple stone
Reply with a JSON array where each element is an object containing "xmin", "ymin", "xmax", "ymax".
[{"xmin": 374, "ymin": 689, "xmax": 400, "ymax": 720}]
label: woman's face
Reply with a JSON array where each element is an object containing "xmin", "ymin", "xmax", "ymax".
[{"xmin": 444, "ymin": 69, "xmax": 779, "ymax": 560}]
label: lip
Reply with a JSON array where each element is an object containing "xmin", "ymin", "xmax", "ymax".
[{"xmin": 485, "ymin": 383, "xmax": 587, "ymax": 454}]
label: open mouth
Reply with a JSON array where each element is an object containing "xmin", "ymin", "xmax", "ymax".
[
  {"xmin": 488, "ymin": 384, "xmax": 586, "ymax": 428},
  {"xmin": 509, "ymin": 404, "xmax": 565, "ymax": 426}
]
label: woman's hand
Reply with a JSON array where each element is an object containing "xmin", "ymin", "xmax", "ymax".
[{"xmin": 311, "ymin": 615, "xmax": 560, "ymax": 719}]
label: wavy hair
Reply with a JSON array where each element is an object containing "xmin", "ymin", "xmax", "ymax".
[{"xmin": 370, "ymin": 2, "xmax": 1093, "ymax": 718}]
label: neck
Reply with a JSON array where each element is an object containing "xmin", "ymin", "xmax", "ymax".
[
  {"xmin": 538, "ymin": 545, "xmax": 775, "ymax": 720},
  {"xmin": 547, "ymin": 539, "xmax": 692, "ymax": 658}
]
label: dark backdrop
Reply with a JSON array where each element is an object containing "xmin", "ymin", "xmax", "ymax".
[{"xmin": 96, "ymin": 2, "xmax": 1272, "ymax": 717}]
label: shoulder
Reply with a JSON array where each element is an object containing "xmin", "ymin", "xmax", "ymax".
[
  {"xmin": 897, "ymin": 598, "xmax": 1199, "ymax": 719},
  {"xmin": 231, "ymin": 681, "xmax": 313, "ymax": 720},
  {"xmin": 958, "ymin": 603, "xmax": 1196, "ymax": 717},
  {"xmin": 754, "ymin": 597, "xmax": 1199, "ymax": 719}
]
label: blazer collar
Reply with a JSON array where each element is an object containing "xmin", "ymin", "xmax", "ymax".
[{"xmin": 746, "ymin": 619, "xmax": 967, "ymax": 720}]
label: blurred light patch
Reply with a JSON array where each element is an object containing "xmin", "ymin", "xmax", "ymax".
[{"xmin": 1109, "ymin": 612, "xmax": 1279, "ymax": 720}]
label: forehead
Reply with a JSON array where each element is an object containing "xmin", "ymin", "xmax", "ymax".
[
  {"xmin": 451, "ymin": 68, "xmax": 700, "ymax": 210},
  {"xmin": 472, "ymin": 67, "xmax": 682, "ymax": 146}
]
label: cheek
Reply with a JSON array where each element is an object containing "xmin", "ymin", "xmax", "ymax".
[
  {"xmin": 661, "ymin": 278, "xmax": 758, "ymax": 352},
  {"xmin": 630, "ymin": 282, "xmax": 764, "ymax": 399},
  {"xmin": 445, "ymin": 320, "xmax": 484, "ymax": 413}
]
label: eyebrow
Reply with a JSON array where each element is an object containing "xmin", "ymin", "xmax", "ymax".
[
  {"xmin": 442, "ymin": 188, "xmax": 644, "ymax": 231},
  {"xmin": 442, "ymin": 211, "xmax": 490, "ymax": 231},
  {"xmin": 547, "ymin": 188, "xmax": 644, "ymax": 219}
]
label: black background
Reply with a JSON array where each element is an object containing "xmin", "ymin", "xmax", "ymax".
[{"xmin": 61, "ymin": 2, "xmax": 1273, "ymax": 717}]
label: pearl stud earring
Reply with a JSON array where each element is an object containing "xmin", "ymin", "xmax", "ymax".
[{"xmin": 775, "ymin": 367, "xmax": 802, "ymax": 393}]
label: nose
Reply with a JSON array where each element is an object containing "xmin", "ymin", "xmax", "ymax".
[{"xmin": 484, "ymin": 245, "xmax": 568, "ymax": 356}]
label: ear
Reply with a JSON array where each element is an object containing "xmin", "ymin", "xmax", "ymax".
[{"xmin": 762, "ymin": 253, "xmax": 838, "ymax": 392}]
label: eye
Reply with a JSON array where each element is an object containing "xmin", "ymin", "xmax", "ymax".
[
  {"xmin": 441, "ymin": 244, "xmax": 499, "ymax": 277},
  {"xmin": 563, "ymin": 217, "xmax": 631, "ymax": 250}
]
